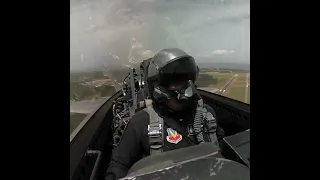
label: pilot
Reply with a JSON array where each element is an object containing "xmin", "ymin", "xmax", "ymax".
[{"xmin": 105, "ymin": 48, "xmax": 225, "ymax": 180}]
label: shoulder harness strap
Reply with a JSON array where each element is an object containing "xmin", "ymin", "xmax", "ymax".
[
  {"xmin": 202, "ymin": 108, "xmax": 219, "ymax": 147},
  {"xmin": 143, "ymin": 106, "xmax": 164, "ymax": 155}
]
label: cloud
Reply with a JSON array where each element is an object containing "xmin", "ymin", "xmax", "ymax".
[
  {"xmin": 212, "ymin": 49, "xmax": 235, "ymax": 56},
  {"xmin": 139, "ymin": 0, "xmax": 156, "ymax": 2},
  {"xmin": 70, "ymin": 0, "xmax": 250, "ymax": 71},
  {"xmin": 128, "ymin": 38, "xmax": 155, "ymax": 63}
]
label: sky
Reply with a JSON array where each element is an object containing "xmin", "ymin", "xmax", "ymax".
[{"xmin": 70, "ymin": 0, "xmax": 250, "ymax": 72}]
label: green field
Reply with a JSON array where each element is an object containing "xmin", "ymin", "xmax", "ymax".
[
  {"xmin": 199, "ymin": 72, "xmax": 234, "ymax": 89},
  {"xmin": 70, "ymin": 71, "xmax": 116, "ymax": 134},
  {"xmin": 247, "ymin": 87, "xmax": 250, "ymax": 103},
  {"xmin": 212, "ymin": 74, "xmax": 234, "ymax": 89},
  {"xmin": 224, "ymin": 86, "xmax": 246, "ymax": 102},
  {"xmin": 234, "ymin": 74, "xmax": 246, "ymax": 82},
  {"xmin": 223, "ymin": 74, "xmax": 250, "ymax": 104},
  {"xmin": 197, "ymin": 71, "xmax": 250, "ymax": 104},
  {"xmin": 69, "ymin": 70, "xmax": 250, "ymax": 135}
]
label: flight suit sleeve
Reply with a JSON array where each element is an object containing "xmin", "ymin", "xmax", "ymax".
[
  {"xmin": 105, "ymin": 112, "xmax": 149, "ymax": 180},
  {"xmin": 203, "ymin": 104, "xmax": 225, "ymax": 142}
]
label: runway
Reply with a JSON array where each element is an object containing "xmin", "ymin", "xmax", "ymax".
[
  {"xmin": 217, "ymin": 74, "xmax": 237, "ymax": 95},
  {"xmin": 245, "ymin": 73, "xmax": 249, "ymax": 103}
]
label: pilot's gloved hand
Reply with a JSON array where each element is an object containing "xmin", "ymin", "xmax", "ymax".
[
  {"xmin": 217, "ymin": 127, "xmax": 225, "ymax": 149},
  {"xmin": 217, "ymin": 127, "xmax": 225, "ymax": 141}
]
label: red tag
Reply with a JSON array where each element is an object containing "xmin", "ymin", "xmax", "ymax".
[{"xmin": 166, "ymin": 128, "xmax": 182, "ymax": 144}]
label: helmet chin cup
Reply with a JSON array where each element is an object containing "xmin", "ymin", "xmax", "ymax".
[
  {"xmin": 178, "ymin": 80, "xmax": 197, "ymax": 99},
  {"xmin": 152, "ymin": 80, "xmax": 198, "ymax": 111},
  {"xmin": 176, "ymin": 80, "xmax": 197, "ymax": 109}
]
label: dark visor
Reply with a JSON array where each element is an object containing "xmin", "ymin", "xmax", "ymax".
[{"xmin": 158, "ymin": 57, "xmax": 197, "ymax": 87}]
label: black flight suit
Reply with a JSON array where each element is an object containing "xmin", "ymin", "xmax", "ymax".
[{"xmin": 105, "ymin": 104, "xmax": 224, "ymax": 180}]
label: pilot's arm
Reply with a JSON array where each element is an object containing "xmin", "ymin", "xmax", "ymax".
[
  {"xmin": 203, "ymin": 104, "xmax": 225, "ymax": 143},
  {"xmin": 105, "ymin": 111, "xmax": 150, "ymax": 180}
]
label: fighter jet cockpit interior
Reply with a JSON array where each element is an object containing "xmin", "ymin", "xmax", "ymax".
[
  {"xmin": 70, "ymin": 57, "xmax": 250, "ymax": 180},
  {"xmin": 111, "ymin": 64, "xmax": 250, "ymax": 179},
  {"xmin": 70, "ymin": 1, "xmax": 250, "ymax": 180}
]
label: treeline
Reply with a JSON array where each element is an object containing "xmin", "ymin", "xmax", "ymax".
[
  {"xmin": 200, "ymin": 69, "xmax": 231, "ymax": 73},
  {"xmin": 199, "ymin": 68, "xmax": 248, "ymax": 73},
  {"xmin": 70, "ymin": 71, "xmax": 107, "ymax": 82},
  {"xmin": 106, "ymin": 69, "xmax": 131, "ymax": 82},
  {"xmin": 70, "ymin": 82, "xmax": 116, "ymax": 101},
  {"xmin": 70, "ymin": 69, "xmax": 132, "ymax": 83},
  {"xmin": 196, "ymin": 74, "xmax": 219, "ymax": 87},
  {"xmin": 216, "ymin": 68, "xmax": 249, "ymax": 73}
]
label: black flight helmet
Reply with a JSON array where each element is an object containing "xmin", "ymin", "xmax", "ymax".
[{"xmin": 147, "ymin": 48, "xmax": 199, "ymax": 107}]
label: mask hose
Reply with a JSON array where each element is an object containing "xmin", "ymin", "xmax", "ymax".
[{"xmin": 193, "ymin": 98, "xmax": 205, "ymax": 144}]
